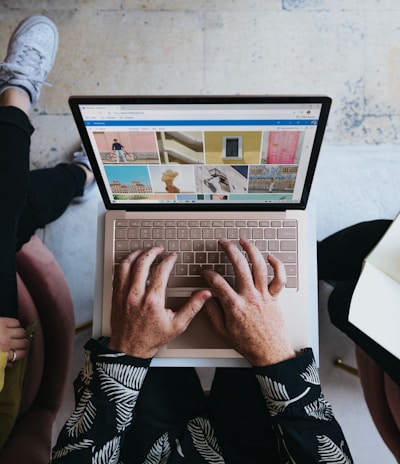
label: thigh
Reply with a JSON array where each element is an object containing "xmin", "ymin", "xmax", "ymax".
[
  {"xmin": 124, "ymin": 367, "xmax": 206, "ymax": 464},
  {"xmin": 208, "ymin": 368, "xmax": 279, "ymax": 463},
  {"xmin": 0, "ymin": 107, "xmax": 33, "ymax": 317},
  {"xmin": 0, "ymin": 220, "xmax": 18, "ymax": 317},
  {"xmin": 318, "ymin": 220, "xmax": 391, "ymax": 282},
  {"xmin": 16, "ymin": 164, "xmax": 86, "ymax": 249}
]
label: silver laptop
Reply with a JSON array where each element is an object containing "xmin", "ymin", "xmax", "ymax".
[{"xmin": 69, "ymin": 95, "xmax": 331, "ymax": 365}]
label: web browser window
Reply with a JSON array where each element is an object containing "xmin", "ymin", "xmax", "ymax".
[{"xmin": 78, "ymin": 102, "xmax": 323, "ymax": 206}]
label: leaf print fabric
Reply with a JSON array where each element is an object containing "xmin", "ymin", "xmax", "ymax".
[
  {"xmin": 256, "ymin": 374, "xmax": 311, "ymax": 416},
  {"xmin": 317, "ymin": 436, "xmax": 353, "ymax": 463},
  {"xmin": 187, "ymin": 418, "xmax": 224, "ymax": 463},
  {"xmin": 52, "ymin": 342, "xmax": 353, "ymax": 463},
  {"xmin": 143, "ymin": 433, "xmax": 172, "ymax": 464}
]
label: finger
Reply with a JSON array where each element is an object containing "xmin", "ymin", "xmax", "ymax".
[
  {"xmin": 12, "ymin": 337, "xmax": 29, "ymax": 350},
  {"xmin": 114, "ymin": 250, "xmax": 143, "ymax": 294},
  {"xmin": 2, "ymin": 317, "xmax": 22, "ymax": 328},
  {"xmin": 173, "ymin": 290, "xmax": 212, "ymax": 331},
  {"xmin": 7, "ymin": 345, "xmax": 28, "ymax": 363},
  {"xmin": 202, "ymin": 298, "xmax": 226, "ymax": 336},
  {"xmin": 9, "ymin": 327, "xmax": 26, "ymax": 340},
  {"xmin": 148, "ymin": 252, "xmax": 177, "ymax": 292},
  {"xmin": 240, "ymin": 238, "xmax": 269, "ymax": 290},
  {"xmin": 267, "ymin": 254, "xmax": 287, "ymax": 297},
  {"xmin": 129, "ymin": 246, "xmax": 164, "ymax": 290},
  {"xmin": 219, "ymin": 239, "xmax": 253, "ymax": 292},
  {"xmin": 202, "ymin": 267, "xmax": 237, "ymax": 301}
]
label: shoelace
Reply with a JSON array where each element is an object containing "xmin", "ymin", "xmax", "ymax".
[{"xmin": 0, "ymin": 45, "xmax": 51, "ymax": 88}]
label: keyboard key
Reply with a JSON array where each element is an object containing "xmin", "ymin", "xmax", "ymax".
[
  {"xmin": 177, "ymin": 228, "xmax": 189, "ymax": 239},
  {"xmin": 193, "ymin": 240, "xmax": 205, "ymax": 251},
  {"xmin": 115, "ymin": 240, "xmax": 130, "ymax": 251},
  {"xmin": 214, "ymin": 228, "xmax": 226, "ymax": 239},
  {"xmin": 285, "ymin": 264, "xmax": 297, "ymax": 276},
  {"xmin": 168, "ymin": 276, "xmax": 208, "ymax": 288},
  {"xmin": 128, "ymin": 228, "xmax": 140, "ymax": 239},
  {"xmin": 152, "ymin": 228, "xmax": 164, "ymax": 239},
  {"xmin": 165, "ymin": 228, "xmax": 177, "ymax": 239},
  {"xmin": 205, "ymin": 240, "xmax": 217, "ymax": 251},
  {"xmin": 140, "ymin": 229, "xmax": 151, "ymax": 239},
  {"xmin": 274, "ymin": 252, "xmax": 297, "ymax": 263},
  {"xmin": 168, "ymin": 240, "xmax": 179, "ymax": 251},
  {"xmin": 180, "ymin": 240, "xmax": 192, "ymax": 251},
  {"xmin": 280, "ymin": 240, "xmax": 297, "ymax": 251},
  {"xmin": 252, "ymin": 228, "xmax": 263, "ymax": 239},
  {"xmin": 286, "ymin": 276, "xmax": 298, "ymax": 288},
  {"xmin": 115, "ymin": 228, "xmax": 127, "ymax": 239},
  {"xmin": 176, "ymin": 264, "xmax": 188, "ymax": 275},
  {"xmin": 277, "ymin": 228, "xmax": 296, "ymax": 239}
]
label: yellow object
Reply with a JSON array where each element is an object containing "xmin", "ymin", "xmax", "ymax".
[
  {"xmin": 0, "ymin": 323, "xmax": 35, "ymax": 449},
  {"xmin": 0, "ymin": 351, "xmax": 8, "ymax": 392}
]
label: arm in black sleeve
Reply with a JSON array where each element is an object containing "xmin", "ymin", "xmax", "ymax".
[
  {"xmin": 254, "ymin": 349, "xmax": 354, "ymax": 463},
  {"xmin": 52, "ymin": 338, "xmax": 151, "ymax": 463}
]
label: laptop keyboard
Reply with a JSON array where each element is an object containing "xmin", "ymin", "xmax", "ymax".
[{"xmin": 113, "ymin": 219, "xmax": 298, "ymax": 289}]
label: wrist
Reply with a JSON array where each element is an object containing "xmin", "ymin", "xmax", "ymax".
[
  {"xmin": 247, "ymin": 339, "xmax": 296, "ymax": 366},
  {"xmin": 108, "ymin": 337, "xmax": 155, "ymax": 359}
]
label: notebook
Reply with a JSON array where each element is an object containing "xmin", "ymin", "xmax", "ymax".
[
  {"xmin": 349, "ymin": 212, "xmax": 400, "ymax": 382},
  {"xmin": 69, "ymin": 95, "xmax": 331, "ymax": 365}
]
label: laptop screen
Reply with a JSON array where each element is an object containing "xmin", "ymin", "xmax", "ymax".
[{"xmin": 69, "ymin": 95, "xmax": 331, "ymax": 211}]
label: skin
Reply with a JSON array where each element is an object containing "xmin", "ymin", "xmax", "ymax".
[
  {"xmin": 109, "ymin": 247, "xmax": 212, "ymax": 358},
  {"xmin": 0, "ymin": 318, "xmax": 29, "ymax": 363},
  {"xmin": 109, "ymin": 238, "xmax": 295, "ymax": 366},
  {"xmin": 202, "ymin": 238, "xmax": 295, "ymax": 366}
]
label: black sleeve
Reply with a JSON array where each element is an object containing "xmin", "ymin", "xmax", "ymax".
[
  {"xmin": 52, "ymin": 338, "xmax": 151, "ymax": 463},
  {"xmin": 253, "ymin": 349, "xmax": 354, "ymax": 463}
]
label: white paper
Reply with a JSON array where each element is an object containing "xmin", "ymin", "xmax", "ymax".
[
  {"xmin": 349, "ymin": 213, "xmax": 400, "ymax": 359},
  {"xmin": 349, "ymin": 262, "xmax": 400, "ymax": 359}
]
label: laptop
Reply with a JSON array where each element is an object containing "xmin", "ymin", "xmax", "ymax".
[{"xmin": 69, "ymin": 95, "xmax": 331, "ymax": 366}]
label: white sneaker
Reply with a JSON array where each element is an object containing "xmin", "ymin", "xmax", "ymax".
[{"xmin": 0, "ymin": 15, "xmax": 58, "ymax": 107}]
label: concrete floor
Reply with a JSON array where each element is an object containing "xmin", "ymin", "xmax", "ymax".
[{"xmin": 2, "ymin": 2, "xmax": 400, "ymax": 462}]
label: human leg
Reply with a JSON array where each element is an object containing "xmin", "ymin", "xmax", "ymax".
[
  {"xmin": 0, "ymin": 13, "xmax": 59, "ymax": 319},
  {"xmin": 0, "ymin": 13, "xmax": 58, "ymax": 319},
  {"xmin": 207, "ymin": 368, "xmax": 279, "ymax": 463},
  {"xmin": 15, "ymin": 161, "xmax": 90, "ymax": 250},
  {"xmin": 0, "ymin": 105, "xmax": 34, "ymax": 317},
  {"xmin": 317, "ymin": 219, "xmax": 391, "ymax": 282},
  {"xmin": 319, "ymin": 219, "xmax": 400, "ymax": 383},
  {"xmin": 122, "ymin": 367, "xmax": 207, "ymax": 463}
]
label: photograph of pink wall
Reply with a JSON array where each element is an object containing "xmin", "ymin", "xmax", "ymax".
[
  {"xmin": 93, "ymin": 131, "xmax": 160, "ymax": 164},
  {"xmin": 262, "ymin": 130, "xmax": 304, "ymax": 165}
]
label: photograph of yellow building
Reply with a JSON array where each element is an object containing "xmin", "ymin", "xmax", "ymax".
[{"xmin": 204, "ymin": 131, "xmax": 262, "ymax": 165}]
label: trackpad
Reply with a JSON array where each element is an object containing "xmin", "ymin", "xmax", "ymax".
[{"xmin": 166, "ymin": 297, "xmax": 229, "ymax": 349}]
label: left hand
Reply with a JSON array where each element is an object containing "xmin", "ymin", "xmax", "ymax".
[
  {"xmin": 108, "ymin": 247, "xmax": 212, "ymax": 358},
  {"xmin": 0, "ymin": 317, "xmax": 29, "ymax": 364},
  {"xmin": 202, "ymin": 238, "xmax": 295, "ymax": 366}
]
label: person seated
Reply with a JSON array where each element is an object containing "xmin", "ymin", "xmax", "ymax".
[
  {"xmin": 53, "ymin": 239, "xmax": 353, "ymax": 463},
  {"xmin": 0, "ymin": 14, "xmax": 94, "ymax": 447},
  {"xmin": 317, "ymin": 219, "xmax": 400, "ymax": 384}
]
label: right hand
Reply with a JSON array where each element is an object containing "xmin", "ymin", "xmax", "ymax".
[
  {"xmin": 202, "ymin": 238, "xmax": 296, "ymax": 366},
  {"xmin": 109, "ymin": 247, "xmax": 212, "ymax": 358},
  {"xmin": 0, "ymin": 317, "xmax": 29, "ymax": 363}
]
